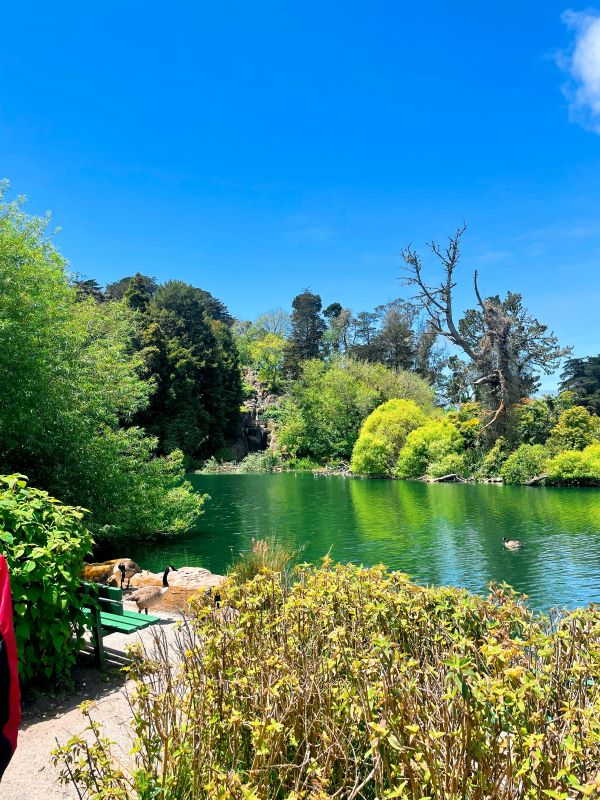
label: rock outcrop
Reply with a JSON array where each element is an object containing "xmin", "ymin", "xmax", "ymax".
[{"xmin": 125, "ymin": 567, "xmax": 226, "ymax": 612}]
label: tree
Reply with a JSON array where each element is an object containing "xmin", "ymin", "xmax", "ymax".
[
  {"xmin": 546, "ymin": 406, "xmax": 600, "ymax": 452},
  {"xmin": 254, "ymin": 308, "xmax": 291, "ymax": 338},
  {"xmin": 133, "ymin": 280, "xmax": 243, "ymax": 460},
  {"xmin": 284, "ymin": 290, "xmax": 326, "ymax": 376},
  {"xmin": 277, "ymin": 358, "xmax": 434, "ymax": 462},
  {"xmin": 124, "ymin": 271, "xmax": 153, "ymax": 311},
  {"xmin": 0, "ymin": 186, "xmax": 204, "ymax": 539},
  {"xmin": 72, "ymin": 277, "xmax": 105, "ymax": 302},
  {"xmin": 105, "ymin": 273, "xmax": 157, "ymax": 301},
  {"xmin": 248, "ymin": 333, "xmax": 287, "ymax": 392},
  {"xmin": 401, "ymin": 225, "xmax": 570, "ymax": 441},
  {"xmin": 559, "ymin": 355, "xmax": 600, "ymax": 415}
]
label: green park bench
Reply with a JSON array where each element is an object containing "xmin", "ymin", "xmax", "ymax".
[{"xmin": 81, "ymin": 581, "xmax": 161, "ymax": 669}]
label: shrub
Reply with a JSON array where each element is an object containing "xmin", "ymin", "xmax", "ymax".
[
  {"xmin": 236, "ymin": 451, "xmax": 282, "ymax": 473},
  {"xmin": 476, "ymin": 436, "xmax": 509, "ymax": 478},
  {"xmin": 350, "ymin": 399, "xmax": 429, "ymax": 476},
  {"xmin": 54, "ymin": 563, "xmax": 600, "ymax": 799},
  {"xmin": 0, "ymin": 474, "xmax": 93, "ymax": 684},
  {"xmin": 500, "ymin": 444, "xmax": 549, "ymax": 485},
  {"xmin": 395, "ymin": 419, "xmax": 464, "ymax": 478},
  {"xmin": 546, "ymin": 405, "xmax": 600, "ymax": 452},
  {"xmin": 546, "ymin": 443, "xmax": 600, "ymax": 486},
  {"xmin": 514, "ymin": 398, "xmax": 553, "ymax": 445},
  {"xmin": 428, "ymin": 452, "xmax": 467, "ymax": 478},
  {"xmin": 447, "ymin": 401, "xmax": 483, "ymax": 447}
]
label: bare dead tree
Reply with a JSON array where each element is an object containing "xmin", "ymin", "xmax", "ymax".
[{"xmin": 401, "ymin": 225, "xmax": 571, "ymax": 441}]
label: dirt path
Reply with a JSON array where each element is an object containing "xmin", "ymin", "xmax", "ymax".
[{"xmin": 3, "ymin": 608, "xmax": 182, "ymax": 800}]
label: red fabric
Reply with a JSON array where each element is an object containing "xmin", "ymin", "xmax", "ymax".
[{"xmin": 0, "ymin": 554, "xmax": 20, "ymax": 776}]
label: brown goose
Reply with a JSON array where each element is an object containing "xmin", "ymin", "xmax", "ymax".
[
  {"xmin": 129, "ymin": 565, "xmax": 177, "ymax": 613},
  {"xmin": 503, "ymin": 537, "xmax": 523, "ymax": 550},
  {"xmin": 111, "ymin": 559, "xmax": 142, "ymax": 589}
]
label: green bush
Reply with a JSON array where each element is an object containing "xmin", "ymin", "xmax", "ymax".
[
  {"xmin": 54, "ymin": 563, "xmax": 600, "ymax": 799},
  {"xmin": 396, "ymin": 419, "xmax": 464, "ymax": 478},
  {"xmin": 0, "ymin": 474, "xmax": 93, "ymax": 684},
  {"xmin": 546, "ymin": 406, "xmax": 600, "ymax": 452},
  {"xmin": 237, "ymin": 451, "xmax": 282, "ymax": 473},
  {"xmin": 475, "ymin": 436, "xmax": 509, "ymax": 479},
  {"xmin": 546, "ymin": 443, "xmax": 600, "ymax": 486},
  {"xmin": 428, "ymin": 452, "xmax": 467, "ymax": 478},
  {"xmin": 500, "ymin": 444, "xmax": 549, "ymax": 485},
  {"xmin": 350, "ymin": 399, "xmax": 429, "ymax": 476}
]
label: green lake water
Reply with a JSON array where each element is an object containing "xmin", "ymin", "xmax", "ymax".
[{"xmin": 129, "ymin": 473, "xmax": 600, "ymax": 612}]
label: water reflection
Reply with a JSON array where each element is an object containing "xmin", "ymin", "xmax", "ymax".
[{"xmin": 128, "ymin": 474, "xmax": 600, "ymax": 612}]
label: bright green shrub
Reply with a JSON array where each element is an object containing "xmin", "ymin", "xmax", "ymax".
[
  {"xmin": 396, "ymin": 419, "xmax": 464, "ymax": 478},
  {"xmin": 500, "ymin": 444, "xmax": 548, "ymax": 485},
  {"xmin": 350, "ymin": 399, "xmax": 429, "ymax": 476},
  {"xmin": 0, "ymin": 474, "xmax": 93, "ymax": 684},
  {"xmin": 447, "ymin": 401, "xmax": 482, "ymax": 447},
  {"xmin": 546, "ymin": 406, "xmax": 600, "ymax": 452},
  {"xmin": 476, "ymin": 436, "xmax": 510, "ymax": 478},
  {"xmin": 55, "ymin": 563, "xmax": 600, "ymax": 799},
  {"xmin": 428, "ymin": 452, "xmax": 467, "ymax": 478},
  {"xmin": 546, "ymin": 443, "xmax": 600, "ymax": 486},
  {"xmin": 515, "ymin": 399, "xmax": 553, "ymax": 445}
]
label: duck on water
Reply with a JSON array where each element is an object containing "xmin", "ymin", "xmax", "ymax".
[{"xmin": 503, "ymin": 537, "xmax": 523, "ymax": 550}]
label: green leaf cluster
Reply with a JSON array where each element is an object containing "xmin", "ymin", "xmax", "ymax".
[{"xmin": 0, "ymin": 474, "xmax": 93, "ymax": 684}]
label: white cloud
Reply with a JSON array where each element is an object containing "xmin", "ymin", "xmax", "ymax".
[{"xmin": 559, "ymin": 9, "xmax": 600, "ymax": 132}]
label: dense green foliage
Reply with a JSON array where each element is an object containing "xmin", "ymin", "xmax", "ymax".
[
  {"xmin": 395, "ymin": 419, "xmax": 464, "ymax": 478},
  {"xmin": 55, "ymin": 561, "xmax": 600, "ymax": 798},
  {"xmin": 499, "ymin": 444, "xmax": 548, "ymax": 485},
  {"xmin": 546, "ymin": 443, "xmax": 600, "ymax": 486},
  {"xmin": 350, "ymin": 400, "xmax": 429, "ymax": 476},
  {"xmin": 276, "ymin": 358, "xmax": 434, "ymax": 463},
  {"xmin": 559, "ymin": 354, "xmax": 600, "ymax": 414},
  {"xmin": 350, "ymin": 392, "xmax": 600, "ymax": 484},
  {"xmin": 0, "ymin": 475, "xmax": 93, "ymax": 684},
  {"xmin": 130, "ymin": 278, "xmax": 243, "ymax": 460},
  {"xmin": 0, "ymin": 188, "xmax": 207, "ymax": 538}
]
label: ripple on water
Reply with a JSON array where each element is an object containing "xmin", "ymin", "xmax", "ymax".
[{"xmin": 127, "ymin": 474, "xmax": 600, "ymax": 613}]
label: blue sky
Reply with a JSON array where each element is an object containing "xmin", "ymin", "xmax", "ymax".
[{"xmin": 2, "ymin": 2, "xmax": 599, "ymax": 388}]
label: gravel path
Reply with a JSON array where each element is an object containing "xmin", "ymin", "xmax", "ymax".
[{"xmin": 2, "ymin": 607, "xmax": 182, "ymax": 800}]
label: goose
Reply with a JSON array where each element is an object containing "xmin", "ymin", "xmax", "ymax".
[
  {"xmin": 111, "ymin": 559, "xmax": 142, "ymax": 589},
  {"xmin": 212, "ymin": 591, "xmax": 240, "ymax": 624},
  {"xmin": 503, "ymin": 537, "xmax": 523, "ymax": 550},
  {"xmin": 129, "ymin": 565, "xmax": 177, "ymax": 613}
]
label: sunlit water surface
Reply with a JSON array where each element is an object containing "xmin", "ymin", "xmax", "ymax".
[{"xmin": 128, "ymin": 474, "xmax": 600, "ymax": 612}]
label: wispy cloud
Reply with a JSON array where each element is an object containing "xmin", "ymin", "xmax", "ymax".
[{"xmin": 558, "ymin": 9, "xmax": 600, "ymax": 133}]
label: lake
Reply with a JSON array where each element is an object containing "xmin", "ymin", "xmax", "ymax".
[{"xmin": 129, "ymin": 473, "xmax": 600, "ymax": 612}]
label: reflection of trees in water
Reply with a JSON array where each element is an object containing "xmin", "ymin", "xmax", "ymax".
[
  {"xmin": 170, "ymin": 476, "xmax": 600, "ymax": 609},
  {"xmin": 349, "ymin": 480, "xmax": 600, "ymax": 608}
]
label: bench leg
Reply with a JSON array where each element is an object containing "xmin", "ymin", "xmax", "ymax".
[{"xmin": 91, "ymin": 608, "xmax": 106, "ymax": 670}]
